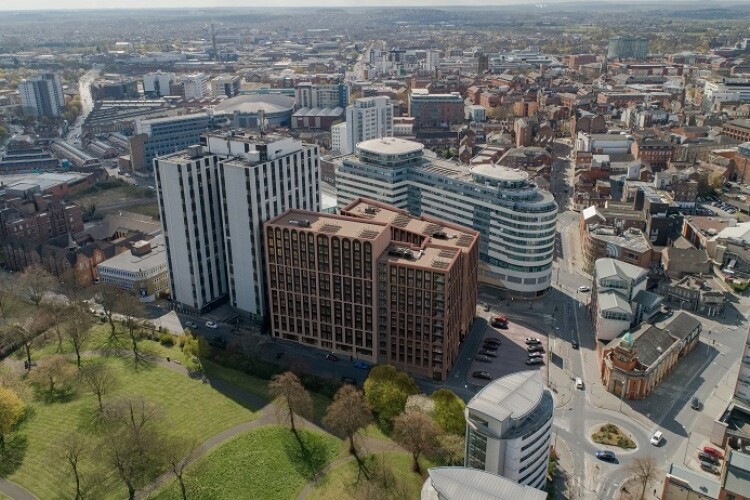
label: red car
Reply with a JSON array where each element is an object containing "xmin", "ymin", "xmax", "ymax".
[{"xmin": 703, "ymin": 446, "xmax": 723, "ymax": 459}]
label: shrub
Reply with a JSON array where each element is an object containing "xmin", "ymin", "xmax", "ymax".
[{"xmin": 159, "ymin": 333, "xmax": 175, "ymax": 347}]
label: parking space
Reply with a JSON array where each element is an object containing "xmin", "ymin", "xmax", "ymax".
[{"xmin": 467, "ymin": 312, "xmax": 548, "ymax": 386}]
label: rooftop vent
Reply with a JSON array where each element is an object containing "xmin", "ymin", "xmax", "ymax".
[
  {"xmin": 288, "ymin": 219, "xmax": 311, "ymax": 228},
  {"xmin": 364, "ymin": 206, "xmax": 379, "ymax": 214},
  {"xmin": 186, "ymin": 145, "xmax": 203, "ymax": 158},
  {"xmin": 433, "ymin": 230, "xmax": 449, "ymax": 240}
]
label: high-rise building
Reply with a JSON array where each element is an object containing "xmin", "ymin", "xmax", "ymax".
[
  {"xmin": 155, "ymin": 131, "xmax": 320, "ymax": 319},
  {"xmin": 336, "ymin": 138, "xmax": 557, "ymax": 297},
  {"xmin": 264, "ymin": 198, "xmax": 478, "ymax": 380},
  {"xmin": 143, "ymin": 72, "xmax": 176, "ymax": 97},
  {"xmin": 607, "ymin": 36, "xmax": 649, "ymax": 60},
  {"xmin": 409, "ymin": 89, "xmax": 465, "ymax": 130},
  {"xmin": 210, "ymin": 75, "xmax": 241, "ymax": 97},
  {"xmin": 181, "ymin": 73, "xmax": 210, "ymax": 100},
  {"xmin": 735, "ymin": 325, "xmax": 750, "ymax": 405},
  {"xmin": 464, "ymin": 370, "xmax": 553, "ymax": 491},
  {"xmin": 331, "ymin": 122, "xmax": 349, "ymax": 154},
  {"xmin": 18, "ymin": 74, "xmax": 64, "ymax": 118},
  {"xmin": 295, "ymin": 82, "xmax": 349, "ymax": 109},
  {"xmin": 342, "ymin": 96, "xmax": 394, "ymax": 154}
]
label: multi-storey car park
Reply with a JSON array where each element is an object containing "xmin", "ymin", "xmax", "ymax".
[{"xmin": 336, "ymin": 137, "xmax": 558, "ymax": 297}]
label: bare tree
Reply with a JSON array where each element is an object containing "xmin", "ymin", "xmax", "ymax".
[
  {"xmin": 29, "ymin": 354, "xmax": 77, "ymax": 396},
  {"xmin": 323, "ymin": 384, "xmax": 373, "ymax": 455},
  {"xmin": 17, "ymin": 264, "xmax": 55, "ymax": 308},
  {"xmin": 53, "ymin": 432, "xmax": 89, "ymax": 500},
  {"xmin": 0, "ymin": 278, "xmax": 23, "ymax": 320},
  {"xmin": 392, "ymin": 410, "xmax": 439, "ymax": 473},
  {"xmin": 162, "ymin": 435, "xmax": 200, "ymax": 500},
  {"xmin": 97, "ymin": 285, "xmax": 124, "ymax": 340},
  {"xmin": 48, "ymin": 300, "xmax": 74, "ymax": 353},
  {"xmin": 269, "ymin": 371, "xmax": 313, "ymax": 435},
  {"xmin": 65, "ymin": 303, "xmax": 95, "ymax": 368},
  {"xmin": 102, "ymin": 395, "xmax": 161, "ymax": 438},
  {"xmin": 5, "ymin": 312, "xmax": 53, "ymax": 371},
  {"xmin": 80, "ymin": 362, "xmax": 119, "ymax": 413},
  {"xmin": 626, "ymin": 456, "xmax": 659, "ymax": 500}
]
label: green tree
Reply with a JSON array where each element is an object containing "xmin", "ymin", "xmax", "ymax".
[
  {"xmin": 429, "ymin": 389, "xmax": 466, "ymax": 435},
  {"xmin": 182, "ymin": 335, "xmax": 210, "ymax": 371},
  {"xmin": 323, "ymin": 384, "xmax": 373, "ymax": 455},
  {"xmin": 0, "ymin": 386, "xmax": 25, "ymax": 451},
  {"xmin": 363, "ymin": 365, "xmax": 419, "ymax": 430}
]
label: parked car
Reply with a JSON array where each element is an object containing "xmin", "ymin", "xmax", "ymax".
[
  {"xmin": 650, "ymin": 431, "xmax": 663, "ymax": 446},
  {"xmin": 525, "ymin": 358, "xmax": 544, "ymax": 365},
  {"xmin": 571, "ymin": 341, "xmax": 579, "ymax": 350},
  {"xmin": 527, "ymin": 345, "xmax": 544, "ymax": 353},
  {"xmin": 484, "ymin": 337, "xmax": 502, "ymax": 346},
  {"xmin": 473, "ymin": 371, "xmax": 492, "ymax": 380},
  {"xmin": 325, "ymin": 353, "xmax": 339, "ymax": 361},
  {"xmin": 575, "ymin": 377, "xmax": 584, "ymax": 390},
  {"xmin": 479, "ymin": 350, "xmax": 497, "ymax": 358},
  {"xmin": 205, "ymin": 320, "xmax": 219, "ymax": 329},
  {"xmin": 528, "ymin": 352, "xmax": 544, "ymax": 359},
  {"xmin": 341, "ymin": 377, "xmax": 357, "ymax": 386},
  {"xmin": 184, "ymin": 321, "xmax": 197, "ymax": 329},
  {"xmin": 578, "ymin": 286, "xmax": 591, "ymax": 292},
  {"xmin": 595, "ymin": 450, "xmax": 616, "ymax": 462},
  {"xmin": 700, "ymin": 461, "xmax": 719, "ymax": 475},
  {"xmin": 691, "ymin": 397, "xmax": 702, "ymax": 410},
  {"xmin": 482, "ymin": 343, "xmax": 499, "ymax": 351},
  {"xmin": 353, "ymin": 360, "xmax": 371, "ymax": 370},
  {"xmin": 475, "ymin": 355, "xmax": 492, "ymax": 363},
  {"xmin": 491, "ymin": 315, "xmax": 508, "ymax": 328},
  {"xmin": 703, "ymin": 446, "xmax": 723, "ymax": 459},
  {"xmin": 525, "ymin": 337, "xmax": 541, "ymax": 345},
  {"xmin": 484, "ymin": 303, "xmax": 490, "ymax": 312},
  {"xmin": 698, "ymin": 452, "xmax": 720, "ymax": 465}
]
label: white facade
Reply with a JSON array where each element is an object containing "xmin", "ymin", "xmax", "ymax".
[
  {"xmin": 704, "ymin": 79, "xmax": 750, "ymax": 106},
  {"xmin": 143, "ymin": 72, "xmax": 175, "ymax": 97},
  {"xmin": 331, "ymin": 122, "xmax": 349, "ymax": 154},
  {"xmin": 593, "ymin": 258, "xmax": 649, "ymax": 341},
  {"xmin": 735, "ymin": 326, "xmax": 750, "ymax": 406},
  {"xmin": 576, "ymin": 132, "xmax": 633, "ymax": 155},
  {"xmin": 344, "ymin": 96, "xmax": 393, "ymax": 155},
  {"xmin": 154, "ymin": 150, "xmax": 228, "ymax": 313},
  {"xmin": 294, "ymin": 83, "xmax": 347, "ymax": 108},
  {"xmin": 155, "ymin": 133, "xmax": 320, "ymax": 319},
  {"xmin": 182, "ymin": 73, "xmax": 210, "ymax": 100},
  {"xmin": 18, "ymin": 73, "xmax": 64, "ymax": 118},
  {"xmin": 465, "ymin": 371, "xmax": 553, "ymax": 491}
]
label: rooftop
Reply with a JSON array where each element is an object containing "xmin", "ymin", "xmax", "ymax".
[
  {"xmin": 467, "ymin": 370, "xmax": 546, "ymax": 423},
  {"xmin": 267, "ymin": 210, "xmax": 389, "ymax": 240},
  {"xmin": 595, "ymin": 257, "xmax": 649, "ymax": 282},
  {"xmin": 470, "ymin": 163, "xmax": 529, "ymax": 183},
  {"xmin": 423, "ymin": 467, "xmax": 546, "ymax": 500},
  {"xmin": 214, "ymin": 93, "xmax": 295, "ymax": 114},
  {"xmin": 588, "ymin": 227, "xmax": 652, "ymax": 254},
  {"xmin": 97, "ymin": 235, "xmax": 166, "ymax": 273},
  {"xmin": 724, "ymin": 449, "xmax": 750, "ymax": 495},
  {"xmin": 665, "ymin": 463, "xmax": 720, "ymax": 499},
  {"xmin": 356, "ymin": 137, "xmax": 424, "ymax": 157}
]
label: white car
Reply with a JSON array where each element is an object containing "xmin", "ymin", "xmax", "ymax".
[
  {"xmin": 578, "ymin": 286, "xmax": 591, "ymax": 292},
  {"xmin": 184, "ymin": 321, "xmax": 197, "ymax": 329},
  {"xmin": 650, "ymin": 430, "xmax": 663, "ymax": 446},
  {"xmin": 205, "ymin": 320, "xmax": 219, "ymax": 329},
  {"xmin": 575, "ymin": 377, "xmax": 584, "ymax": 389}
]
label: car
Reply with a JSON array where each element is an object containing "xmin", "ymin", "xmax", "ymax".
[
  {"xmin": 575, "ymin": 377, "xmax": 584, "ymax": 389},
  {"xmin": 525, "ymin": 357, "xmax": 544, "ymax": 365},
  {"xmin": 525, "ymin": 337, "xmax": 541, "ymax": 345},
  {"xmin": 491, "ymin": 315, "xmax": 509, "ymax": 328},
  {"xmin": 650, "ymin": 431, "xmax": 663, "ymax": 446},
  {"xmin": 205, "ymin": 320, "xmax": 218, "ymax": 329},
  {"xmin": 578, "ymin": 286, "xmax": 591, "ymax": 292},
  {"xmin": 595, "ymin": 450, "xmax": 616, "ymax": 462},
  {"xmin": 473, "ymin": 371, "xmax": 492, "ymax": 380},
  {"xmin": 341, "ymin": 377, "xmax": 357, "ymax": 386},
  {"xmin": 528, "ymin": 352, "xmax": 544, "ymax": 359},
  {"xmin": 479, "ymin": 349, "xmax": 497, "ymax": 357},
  {"xmin": 663, "ymin": 310, "xmax": 673, "ymax": 318},
  {"xmin": 703, "ymin": 446, "xmax": 723, "ymax": 459},
  {"xmin": 700, "ymin": 461, "xmax": 719, "ymax": 475},
  {"xmin": 484, "ymin": 337, "xmax": 502, "ymax": 346},
  {"xmin": 184, "ymin": 321, "xmax": 197, "ymax": 329},
  {"xmin": 571, "ymin": 341, "xmax": 579, "ymax": 350},
  {"xmin": 325, "ymin": 353, "xmax": 339, "ymax": 362},
  {"xmin": 691, "ymin": 397, "xmax": 702, "ymax": 410},
  {"xmin": 484, "ymin": 303, "xmax": 490, "ymax": 312},
  {"xmin": 698, "ymin": 452, "xmax": 720, "ymax": 465},
  {"xmin": 475, "ymin": 355, "xmax": 492, "ymax": 363},
  {"xmin": 353, "ymin": 360, "xmax": 371, "ymax": 370},
  {"xmin": 482, "ymin": 343, "xmax": 499, "ymax": 351},
  {"xmin": 527, "ymin": 345, "xmax": 544, "ymax": 353}
]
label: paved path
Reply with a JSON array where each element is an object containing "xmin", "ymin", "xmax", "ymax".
[{"xmin": 0, "ymin": 479, "xmax": 37, "ymax": 500}]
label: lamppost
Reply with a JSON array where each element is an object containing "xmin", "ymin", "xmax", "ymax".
[{"xmin": 682, "ymin": 426, "xmax": 692, "ymax": 466}]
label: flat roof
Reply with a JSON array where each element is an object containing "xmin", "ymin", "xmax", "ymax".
[
  {"xmin": 3, "ymin": 172, "xmax": 88, "ymax": 192},
  {"xmin": 467, "ymin": 370, "xmax": 546, "ymax": 423},
  {"xmin": 267, "ymin": 210, "xmax": 389, "ymax": 240},
  {"xmin": 470, "ymin": 163, "xmax": 529, "ymax": 182},
  {"xmin": 97, "ymin": 236, "xmax": 166, "ymax": 273},
  {"xmin": 357, "ymin": 137, "xmax": 424, "ymax": 156},
  {"xmin": 666, "ymin": 463, "xmax": 720, "ymax": 498}
]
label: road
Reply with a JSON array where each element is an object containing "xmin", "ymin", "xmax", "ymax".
[{"xmin": 65, "ymin": 67, "xmax": 100, "ymax": 143}]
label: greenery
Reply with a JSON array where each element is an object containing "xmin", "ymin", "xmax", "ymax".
[
  {"xmin": 363, "ymin": 365, "xmax": 419, "ymax": 431},
  {"xmin": 429, "ymin": 389, "xmax": 465, "ymax": 436},
  {"xmin": 591, "ymin": 423, "xmax": 636, "ymax": 449},
  {"xmin": 153, "ymin": 426, "xmax": 341, "ymax": 500},
  {"xmin": 4, "ymin": 355, "xmax": 255, "ymax": 499}
]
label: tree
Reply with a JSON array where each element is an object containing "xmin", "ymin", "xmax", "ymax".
[
  {"xmin": 0, "ymin": 277, "xmax": 23, "ymax": 320},
  {"xmin": 53, "ymin": 432, "xmax": 88, "ymax": 500},
  {"xmin": 65, "ymin": 303, "xmax": 95, "ymax": 368},
  {"xmin": 626, "ymin": 456, "xmax": 659, "ymax": 500},
  {"xmin": 0, "ymin": 386, "xmax": 25, "ymax": 451},
  {"xmin": 269, "ymin": 371, "xmax": 313, "ymax": 435},
  {"xmin": 182, "ymin": 335, "xmax": 210, "ymax": 369},
  {"xmin": 80, "ymin": 362, "xmax": 119, "ymax": 413},
  {"xmin": 323, "ymin": 384, "xmax": 373, "ymax": 455},
  {"xmin": 429, "ymin": 389, "xmax": 466, "ymax": 435},
  {"xmin": 363, "ymin": 365, "xmax": 419, "ymax": 430},
  {"xmin": 29, "ymin": 354, "xmax": 77, "ymax": 396},
  {"xmin": 433, "ymin": 433, "xmax": 465, "ymax": 466},
  {"xmin": 17, "ymin": 264, "xmax": 55, "ymax": 308},
  {"xmin": 6, "ymin": 312, "xmax": 53, "ymax": 371},
  {"xmin": 98, "ymin": 285, "xmax": 125, "ymax": 339},
  {"xmin": 162, "ymin": 435, "xmax": 200, "ymax": 500},
  {"xmin": 392, "ymin": 410, "xmax": 439, "ymax": 473}
]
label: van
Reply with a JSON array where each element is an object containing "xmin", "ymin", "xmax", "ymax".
[
  {"xmin": 575, "ymin": 377, "xmax": 584, "ymax": 389},
  {"xmin": 650, "ymin": 431, "xmax": 663, "ymax": 446}
]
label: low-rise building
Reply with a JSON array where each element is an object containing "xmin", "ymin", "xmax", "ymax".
[
  {"xmin": 97, "ymin": 235, "xmax": 169, "ymax": 301},
  {"xmin": 661, "ymin": 463, "xmax": 720, "ymax": 500},
  {"xmin": 600, "ymin": 312, "xmax": 702, "ymax": 399},
  {"xmin": 665, "ymin": 275, "xmax": 726, "ymax": 316}
]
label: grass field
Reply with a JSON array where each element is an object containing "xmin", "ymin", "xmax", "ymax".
[
  {"xmin": 307, "ymin": 451, "xmax": 427, "ymax": 500},
  {"xmin": 5, "ymin": 355, "xmax": 255, "ymax": 500},
  {"xmin": 153, "ymin": 426, "xmax": 342, "ymax": 500}
]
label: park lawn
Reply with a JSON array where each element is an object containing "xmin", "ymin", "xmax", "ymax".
[
  {"xmin": 153, "ymin": 425, "xmax": 342, "ymax": 500},
  {"xmin": 201, "ymin": 360, "xmax": 333, "ymax": 420},
  {"xmin": 7, "ymin": 355, "xmax": 255, "ymax": 500},
  {"xmin": 307, "ymin": 451, "xmax": 428, "ymax": 500}
]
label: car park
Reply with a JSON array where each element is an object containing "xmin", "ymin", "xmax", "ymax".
[
  {"xmin": 650, "ymin": 431, "xmax": 663, "ymax": 446},
  {"xmin": 475, "ymin": 355, "xmax": 492, "ymax": 363},
  {"xmin": 325, "ymin": 353, "xmax": 339, "ymax": 361},
  {"xmin": 205, "ymin": 320, "xmax": 218, "ymax": 329},
  {"xmin": 473, "ymin": 371, "xmax": 492, "ymax": 380},
  {"xmin": 479, "ymin": 349, "xmax": 497, "ymax": 357},
  {"xmin": 575, "ymin": 377, "xmax": 584, "ymax": 389},
  {"xmin": 527, "ymin": 345, "xmax": 544, "ymax": 353},
  {"xmin": 595, "ymin": 450, "xmax": 616, "ymax": 462},
  {"xmin": 525, "ymin": 337, "xmax": 541, "ymax": 345},
  {"xmin": 525, "ymin": 357, "xmax": 544, "ymax": 365}
]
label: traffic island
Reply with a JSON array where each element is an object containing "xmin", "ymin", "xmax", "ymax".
[{"xmin": 591, "ymin": 423, "xmax": 637, "ymax": 449}]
